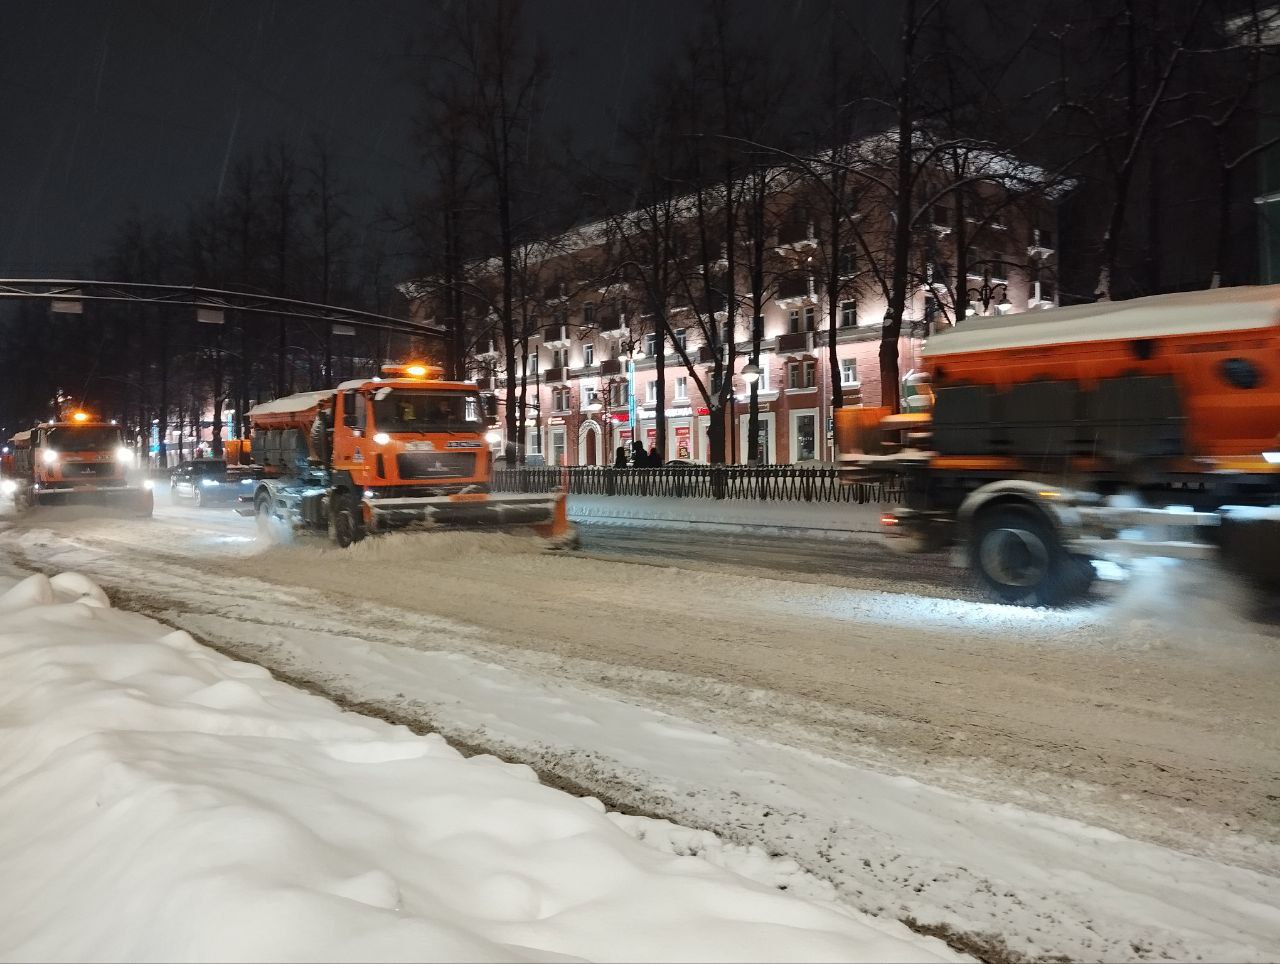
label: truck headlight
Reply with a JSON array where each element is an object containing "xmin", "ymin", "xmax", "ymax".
[
  {"xmin": 116, "ymin": 446, "xmax": 134, "ymax": 463},
  {"xmin": 42, "ymin": 449, "xmax": 58, "ymax": 465},
  {"xmin": 0, "ymin": 479, "xmax": 16, "ymax": 496},
  {"xmin": 372, "ymin": 432, "xmax": 391, "ymax": 445},
  {"xmin": 484, "ymin": 429, "xmax": 501, "ymax": 445},
  {"xmin": 200, "ymin": 478, "xmax": 220, "ymax": 487}
]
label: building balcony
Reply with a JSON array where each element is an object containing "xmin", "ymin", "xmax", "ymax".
[
  {"xmin": 775, "ymin": 277, "xmax": 816, "ymax": 307},
  {"xmin": 776, "ymin": 331, "xmax": 813, "ymax": 355},
  {"xmin": 543, "ymin": 366, "xmax": 567, "ymax": 384},
  {"xmin": 774, "ymin": 222, "xmax": 817, "ymax": 251},
  {"xmin": 544, "ymin": 325, "xmax": 571, "ymax": 349},
  {"xmin": 698, "ymin": 344, "xmax": 725, "ymax": 364},
  {"xmin": 600, "ymin": 358, "xmax": 623, "ymax": 376},
  {"xmin": 598, "ymin": 315, "xmax": 627, "ymax": 339}
]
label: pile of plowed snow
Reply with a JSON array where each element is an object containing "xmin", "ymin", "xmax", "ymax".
[{"xmin": 0, "ymin": 569, "xmax": 961, "ymax": 963}]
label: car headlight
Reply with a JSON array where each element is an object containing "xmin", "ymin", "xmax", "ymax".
[
  {"xmin": 484, "ymin": 429, "xmax": 502, "ymax": 445},
  {"xmin": 372, "ymin": 432, "xmax": 391, "ymax": 445},
  {"xmin": 42, "ymin": 449, "xmax": 58, "ymax": 465},
  {"xmin": 142, "ymin": 479, "xmax": 155, "ymax": 490},
  {"xmin": 116, "ymin": 446, "xmax": 134, "ymax": 463},
  {"xmin": 200, "ymin": 478, "xmax": 221, "ymax": 487}
]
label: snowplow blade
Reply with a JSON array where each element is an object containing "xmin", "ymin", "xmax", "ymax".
[
  {"xmin": 31, "ymin": 485, "xmax": 153, "ymax": 514},
  {"xmin": 365, "ymin": 491, "xmax": 575, "ymax": 545}
]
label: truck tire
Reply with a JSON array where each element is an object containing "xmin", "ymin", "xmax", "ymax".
[
  {"xmin": 331, "ymin": 492, "xmax": 365, "ymax": 548},
  {"xmin": 970, "ymin": 504, "xmax": 1090, "ymax": 607}
]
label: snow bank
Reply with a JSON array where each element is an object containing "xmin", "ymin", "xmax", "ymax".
[{"xmin": 0, "ymin": 571, "xmax": 961, "ymax": 963}]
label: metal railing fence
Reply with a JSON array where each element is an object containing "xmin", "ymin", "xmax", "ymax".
[{"xmin": 492, "ymin": 464, "xmax": 902, "ymax": 504}]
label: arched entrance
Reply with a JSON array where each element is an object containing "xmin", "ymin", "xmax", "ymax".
[{"xmin": 578, "ymin": 419, "xmax": 602, "ymax": 466}]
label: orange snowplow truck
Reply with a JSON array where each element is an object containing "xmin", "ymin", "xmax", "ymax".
[
  {"xmin": 242, "ymin": 363, "xmax": 573, "ymax": 547},
  {"xmin": 836, "ymin": 285, "xmax": 1280, "ymax": 605},
  {"xmin": 3, "ymin": 412, "xmax": 153, "ymax": 516}
]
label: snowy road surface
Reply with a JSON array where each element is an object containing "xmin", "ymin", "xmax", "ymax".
[
  {"xmin": 0, "ymin": 569, "xmax": 957, "ymax": 963},
  {"xmin": 1, "ymin": 496, "xmax": 1278, "ymax": 962}
]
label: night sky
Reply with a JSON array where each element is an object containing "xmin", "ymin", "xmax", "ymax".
[{"xmin": 1, "ymin": 0, "xmax": 862, "ymax": 279}]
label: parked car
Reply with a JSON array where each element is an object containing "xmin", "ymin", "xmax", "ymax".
[{"xmin": 169, "ymin": 459, "xmax": 246, "ymax": 507}]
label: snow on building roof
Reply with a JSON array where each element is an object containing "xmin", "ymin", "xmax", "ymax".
[
  {"xmin": 245, "ymin": 389, "xmax": 335, "ymax": 419},
  {"xmin": 923, "ymin": 285, "xmax": 1280, "ymax": 357}
]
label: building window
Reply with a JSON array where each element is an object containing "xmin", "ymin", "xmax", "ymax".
[
  {"xmin": 582, "ymin": 342, "xmax": 594, "ymax": 367},
  {"xmin": 788, "ymin": 309, "xmax": 801, "ymax": 334},
  {"xmin": 526, "ymin": 354, "xmax": 539, "ymax": 376},
  {"xmin": 675, "ymin": 376, "xmax": 688, "ymax": 400},
  {"xmin": 840, "ymin": 301, "xmax": 856, "ymax": 328},
  {"xmin": 553, "ymin": 387, "xmax": 571, "ymax": 412},
  {"xmin": 609, "ymin": 381, "xmax": 625, "ymax": 407},
  {"xmin": 528, "ymin": 428, "xmax": 542, "ymax": 455},
  {"xmin": 931, "ymin": 204, "xmax": 949, "ymax": 228},
  {"xmin": 551, "ymin": 348, "xmax": 568, "ymax": 369},
  {"xmin": 803, "ymin": 306, "xmax": 815, "ymax": 331},
  {"xmin": 790, "ymin": 360, "xmax": 816, "ymax": 389},
  {"xmin": 840, "ymin": 358, "xmax": 858, "ymax": 385},
  {"xmin": 583, "ymin": 384, "xmax": 599, "ymax": 407},
  {"xmin": 583, "ymin": 303, "xmax": 596, "ymax": 324},
  {"xmin": 644, "ymin": 331, "xmax": 657, "ymax": 356},
  {"xmin": 646, "ymin": 380, "xmax": 658, "ymax": 405},
  {"xmin": 673, "ymin": 329, "xmax": 687, "ymax": 352},
  {"xmin": 838, "ymin": 248, "xmax": 855, "ymax": 277}
]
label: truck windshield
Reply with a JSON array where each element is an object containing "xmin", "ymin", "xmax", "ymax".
[
  {"xmin": 44, "ymin": 426, "xmax": 122, "ymax": 451},
  {"xmin": 371, "ymin": 390, "xmax": 482, "ymax": 433}
]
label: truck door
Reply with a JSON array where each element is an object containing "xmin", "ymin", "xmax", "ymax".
[{"xmin": 333, "ymin": 391, "xmax": 368, "ymax": 473}]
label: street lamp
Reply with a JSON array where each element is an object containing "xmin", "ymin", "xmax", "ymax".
[
  {"xmin": 740, "ymin": 362, "xmax": 761, "ymax": 385},
  {"xmin": 967, "ymin": 262, "xmax": 1009, "ymax": 317}
]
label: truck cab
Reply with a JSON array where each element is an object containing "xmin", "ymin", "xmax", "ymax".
[{"xmin": 8, "ymin": 413, "xmax": 153, "ymax": 515}]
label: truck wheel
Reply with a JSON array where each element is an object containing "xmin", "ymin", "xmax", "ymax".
[
  {"xmin": 255, "ymin": 492, "xmax": 284, "ymax": 544},
  {"xmin": 331, "ymin": 494, "xmax": 365, "ymax": 548},
  {"xmin": 970, "ymin": 504, "xmax": 1085, "ymax": 607}
]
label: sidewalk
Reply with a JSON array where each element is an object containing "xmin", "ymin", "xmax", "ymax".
[{"xmin": 567, "ymin": 494, "xmax": 887, "ymax": 542}]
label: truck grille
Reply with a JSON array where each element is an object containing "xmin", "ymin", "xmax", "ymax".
[
  {"xmin": 60, "ymin": 461, "xmax": 118, "ymax": 479},
  {"xmin": 396, "ymin": 452, "xmax": 476, "ymax": 480}
]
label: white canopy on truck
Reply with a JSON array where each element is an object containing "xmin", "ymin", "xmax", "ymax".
[
  {"xmin": 245, "ymin": 390, "xmax": 335, "ymax": 419},
  {"xmin": 924, "ymin": 284, "xmax": 1280, "ymax": 357}
]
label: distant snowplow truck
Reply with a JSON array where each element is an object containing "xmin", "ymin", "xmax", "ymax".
[
  {"xmin": 242, "ymin": 363, "xmax": 573, "ymax": 547},
  {"xmin": 4, "ymin": 413, "xmax": 153, "ymax": 516},
  {"xmin": 836, "ymin": 286, "xmax": 1280, "ymax": 606}
]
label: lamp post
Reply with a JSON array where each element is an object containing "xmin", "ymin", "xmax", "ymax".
[{"xmin": 966, "ymin": 262, "xmax": 1012, "ymax": 318}]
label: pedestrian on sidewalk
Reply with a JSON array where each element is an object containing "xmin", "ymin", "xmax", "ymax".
[
  {"xmin": 647, "ymin": 444, "xmax": 662, "ymax": 467},
  {"xmin": 613, "ymin": 445, "xmax": 627, "ymax": 468},
  {"xmin": 631, "ymin": 441, "xmax": 646, "ymax": 467}
]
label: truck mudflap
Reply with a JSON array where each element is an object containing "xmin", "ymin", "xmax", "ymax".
[
  {"xmin": 1217, "ymin": 508, "xmax": 1280, "ymax": 594},
  {"xmin": 364, "ymin": 491, "xmax": 575, "ymax": 545}
]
